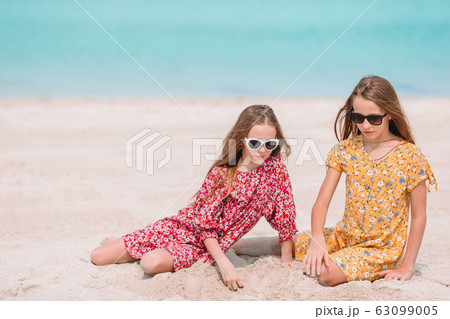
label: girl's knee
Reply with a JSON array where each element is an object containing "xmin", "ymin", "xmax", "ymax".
[
  {"xmin": 140, "ymin": 251, "xmax": 173, "ymax": 275},
  {"xmin": 316, "ymin": 269, "xmax": 347, "ymax": 287},
  {"xmin": 317, "ymin": 273, "xmax": 332, "ymax": 287},
  {"xmin": 91, "ymin": 247, "xmax": 106, "ymax": 265},
  {"xmin": 140, "ymin": 257, "xmax": 158, "ymax": 275}
]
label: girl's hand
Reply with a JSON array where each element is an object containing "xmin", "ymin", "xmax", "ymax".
[
  {"xmin": 219, "ymin": 260, "xmax": 244, "ymax": 291},
  {"xmin": 203, "ymin": 238, "xmax": 244, "ymax": 291},
  {"xmin": 379, "ymin": 267, "xmax": 413, "ymax": 281},
  {"xmin": 302, "ymin": 240, "xmax": 330, "ymax": 277}
]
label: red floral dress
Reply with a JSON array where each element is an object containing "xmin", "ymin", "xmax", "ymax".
[{"xmin": 123, "ymin": 156, "xmax": 298, "ymax": 271}]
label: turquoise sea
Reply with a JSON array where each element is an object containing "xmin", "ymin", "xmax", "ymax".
[{"xmin": 1, "ymin": 0, "xmax": 449, "ymax": 97}]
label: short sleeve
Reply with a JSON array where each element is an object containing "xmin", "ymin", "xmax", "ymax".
[
  {"xmin": 407, "ymin": 147, "xmax": 437, "ymax": 192},
  {"xmin": 265, "ymin": 160, "xmax": 298, "ymax": 242},
  {"xmin": 192, "ymin": 167, "xmax": 228, "ymax": 241},
  {"xmin": 326, "ymin": 142, "xmax": 344, "ymax": 173}
]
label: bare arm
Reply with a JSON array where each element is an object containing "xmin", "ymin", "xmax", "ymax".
[
  {"xmin": 303, "ymin": 167, "xmax": 342, "ymax": 277},
  {"xmin": 379, "ymin": 180, "xmax": 427, "ymax": 280},
  {"xmin": 203, "ymin": 238, "xmax": 243, "ymax": 290}
]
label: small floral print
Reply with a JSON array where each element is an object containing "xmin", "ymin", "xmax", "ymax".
[
  {"xmin": 295, "ymin": 135, "xmax": 437, "ymax": 283},
  {"xmin": 124, "ymin": 156, "xmax": 297, "ymax": 272}
]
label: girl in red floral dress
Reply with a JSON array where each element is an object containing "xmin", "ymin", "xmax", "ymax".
[{"xmin": 91, "ymin": 105, "xmax": 298, "ymax": 290}]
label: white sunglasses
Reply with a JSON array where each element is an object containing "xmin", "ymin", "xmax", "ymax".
[{"xmin": 244, "ymin": 138, "xmax": 279, "ymax": 151}]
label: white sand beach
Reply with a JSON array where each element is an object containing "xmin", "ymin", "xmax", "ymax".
[{"xmin": 0, "ymin": 97, "xmax": 449, "ymax": 300}]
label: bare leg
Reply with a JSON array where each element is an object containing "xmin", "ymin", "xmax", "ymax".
[
  {"xmin": 140, "ymin": 249, "xmax": 174, "ymax": 275},
  {"xmin": 231, "ymin": 236, "xmax": 281, "ymax": 256},
  {"xmin": 91, "ymin": 237, "xmax": 137, "ymax": 265},
  {"xmin": 101, "ymin": 236, "xmax": 116, "ymax": 246},
  {"xmin": 316, "ymin": 260, "xmax": 347, "ymax": 287}
]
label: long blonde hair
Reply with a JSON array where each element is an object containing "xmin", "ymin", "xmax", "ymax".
[
  {"xmin": 194, "ymin": 105, "xmax": 291, "ymax": 201},
  {"xmin": 334, "ymin": 75, "xmax": 415, "ymax": 144}
]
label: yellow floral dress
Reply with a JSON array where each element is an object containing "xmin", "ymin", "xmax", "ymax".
[{"xmin": 294, "ymin": 135, "xmax": 437, "ymax": 282}]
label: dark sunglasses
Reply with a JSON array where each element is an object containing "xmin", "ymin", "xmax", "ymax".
[
  {"xmin": 349, "ymin": 112, "xmax": 387, "ymax": 126},
  {"xmin": 244, "ymin": 138, "xmax": 279, "ymax": 151}
]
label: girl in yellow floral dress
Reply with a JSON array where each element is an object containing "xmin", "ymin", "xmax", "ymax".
[{"xmin": 233, "ymin": 75, "xmax": 437, "ymax": 287}]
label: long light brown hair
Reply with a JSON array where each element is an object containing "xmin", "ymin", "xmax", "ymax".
[
  {"xmin": 334, "ymin": 75, "xmax": 415, "ymax": 144},
  {"xmin": 193, "ymin": 105, "xmax": 291, "ymax": 201}
]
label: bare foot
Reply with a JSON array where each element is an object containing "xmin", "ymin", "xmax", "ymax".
[{"xmin": 101, "ymin": 237, "xmax": 117, "ymax": 246}]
